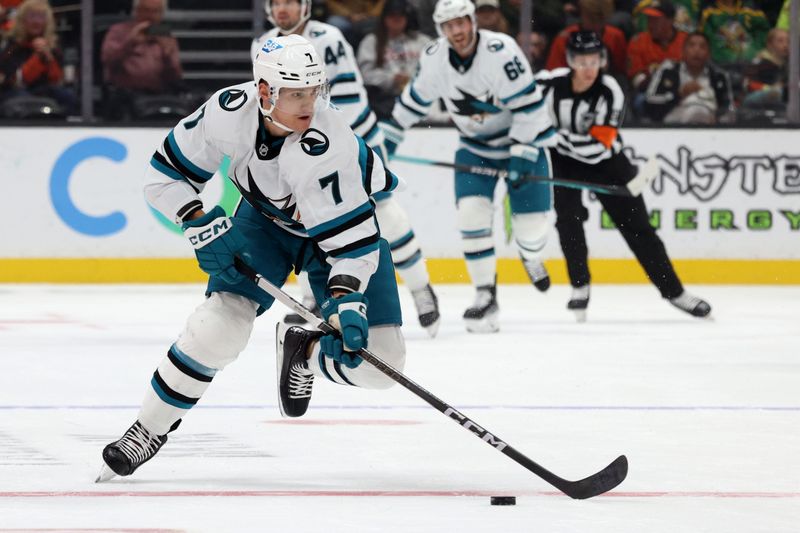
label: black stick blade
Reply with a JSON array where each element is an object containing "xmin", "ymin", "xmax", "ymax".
[{"xmin": 562, "ymin": 455, "xmax": 628, "ymax": 500}]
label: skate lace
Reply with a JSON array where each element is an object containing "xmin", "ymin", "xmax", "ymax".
[
  {"xmin": 116, "ymin": 423, "xmax": 161, "ymax": 465},
  {"xmin": 524, "ymin": 260, "xmax": 548, "ymax": 282},
  {"xmin": 412, "ymin": 286, "xmax": 437, "ymax": 314},
  {"xmin": 288, "ymin": 363, "xmax": 314, "ymax": 399}
]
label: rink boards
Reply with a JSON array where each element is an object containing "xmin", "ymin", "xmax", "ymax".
[{"xmin": 0, "ymin": 126, "xmax": 798, "ymax": 283}]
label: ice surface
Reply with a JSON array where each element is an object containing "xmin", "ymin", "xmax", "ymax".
[{"xmin": 0, "ymin": 283, "xmax": 798, "ymax": 532}]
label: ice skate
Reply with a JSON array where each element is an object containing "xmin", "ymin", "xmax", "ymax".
[
  {"xmin": 522, "ymin": 257, "xmax": 551, "ymax": 292},
  {"xmin": 276, "ymin": 323, "xmax": 320, "ymax": 418},
  {"xmin": 669, "ymin": 291, "xmax": 712, "ymax": 318},
  {"xmin": 463, "ymin": 284, "xmax": 499, "ymax": 333},
  {"xmin": 411, "ymin": 284, "xmax": 441, "ymax": 337},
  {"xmin": 96, "ymin": 420, "xmax": 169, "ymax": 482},
  {"xmin": 283, "ymin": 296, "xmax": 319, "ymax": 326},
  {"xmin": 567, "ymin": 285, "xmax": 590, "ymax": 322}
]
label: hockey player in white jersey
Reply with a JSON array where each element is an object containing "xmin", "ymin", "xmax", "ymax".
[
  {"xmin": 381, "ymin": 0, "xmax": 557, "ymax": 333},
  {"xmin": 251, "ymin": 0, "xmax": 440, "ymax": 336},
  {"xmin": 97, "ymin": 35, "xmax": 407, "ymax": 482}
]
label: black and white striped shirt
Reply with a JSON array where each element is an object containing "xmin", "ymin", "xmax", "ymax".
[{"xmin": 534, "ymin": 67, "xmax": 626, "ymax": 164}]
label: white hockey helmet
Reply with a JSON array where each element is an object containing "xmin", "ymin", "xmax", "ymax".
[
  {"xmin": 432, "ymin": 0, "xmax": 477, "ymax": 44},
  {"xmin": 264, "ymin": 0, "xmax": 312, "ymax": 35},
  {"xmin": 253, "ymin": 34, "xmax": 328, "ymax": 130}
]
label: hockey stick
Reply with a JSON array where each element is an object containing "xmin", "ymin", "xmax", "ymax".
[
  {"xmin": 393, "ymin": 153, "xmax": 658, "ymax": 198},
  {"xmin": 234, "ymin": 258, "xmax": 628, "ymax": 499}
]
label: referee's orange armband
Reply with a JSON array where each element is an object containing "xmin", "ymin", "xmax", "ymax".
[{"xmin": 589, "ymin": 125, "xmax": 618, "ymax": 149}]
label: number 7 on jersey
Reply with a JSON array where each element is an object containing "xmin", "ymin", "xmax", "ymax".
[{"xmin": 318, "ymin": 171, "xmax": 342, "ymax": 204}]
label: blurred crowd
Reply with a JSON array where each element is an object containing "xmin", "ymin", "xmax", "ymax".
[{"xmin": 0, "ymin": 0, "xmax": 796, "ymax": 125}]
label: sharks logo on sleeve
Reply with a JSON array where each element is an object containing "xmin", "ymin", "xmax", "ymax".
[
  {"xmin": 299, "ymin": 128, "xmax": 330, "ymax": 156},
  {"xmin": 448, "ymin": 88, "xmax": 503, "ymax": 123},
  {"xmin": 487, "ymin": 39, "xmax": 505, "ymax": 52},
  {"xmin": 219, "ymin": 89, "xmax": 248, "ymax": 111}
]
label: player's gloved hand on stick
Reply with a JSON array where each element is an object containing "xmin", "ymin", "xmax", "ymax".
[
  {"xmin": 182, "ymin": 205, "xmax": 248, "ymax": 284},
  {"xmin": 319, "ymin": 292, "xmax": 369, "ymax": 369},
  {"xmin": 379, "ymin": 119, "xmax": 405, "ymax": 159},
  {"xmin": 507, "ymin": 143, "xmax": 541, "ymax": 187}
]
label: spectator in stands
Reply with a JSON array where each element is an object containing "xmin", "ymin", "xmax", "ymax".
[
  {"xmin": 326, "ymin": 0, "xmax": 385, "ymax": 49},
  {"xmin": 474, "ymin": 0, "xmax": 509, "ymax": 34},
  {"xmin": 357, "ymin": 0, "xmax": 429, "ymax": 120},
  {"xmin": 507, "ymin": 0, "xmax": 566, "ymax": 40},
  {"xmin": 517, "ymin": 29, "xmax": 549, "ymax": 72},
  {"xmin": 644, "ymin": 32, "xmax": 734, "ymax": 124},
  {"xmin": 776, "ymin": 0, "xmax": 795, "ymax": 30},
  {"xmin": 0, "ymin": 0, "xmax": 76, "ymax": 114},
  {"xmin": 100, "ymin": 0, "xmax": 182, "ymax": 119},
  {"xmin": 699, "ymin": 0, "xmax": 770, "ymax": 66},
  {"xmin": 546, "ymin": 0, "xmax": 627, "ymax": 77},
  {"xmin": 743, "ymin": 28, "xmax": 789, "ymax": 109},
  {"xmin": 633, "ymin": 0, "xmax": 700, "ymax": 33},
  {"xmin": 627, "ymin": 0, "xmax": 687, "ymax": 100},
  {"xmin": 1, "ymin": 0, "xmax": 23, "ymax": 34},
  {"xmin": 761, "ymin": 0, "xmax": 786, "ymax": 26},
  {"xmin": 608, "ymin": 0, "xmax": 635, "ymax": 38},
  {"xmin": 407, "ymin": 0, "xmax": 436, "ymax": 37}
]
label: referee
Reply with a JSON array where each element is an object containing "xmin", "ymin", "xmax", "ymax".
[{"xmin": 535, "ymin": 31, "xmax": 711, "ymax": 320}]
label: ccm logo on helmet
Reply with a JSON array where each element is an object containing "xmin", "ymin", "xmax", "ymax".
[{"xmin": 299, "ymin": 128, "xmax": 329, "ymax": 156}]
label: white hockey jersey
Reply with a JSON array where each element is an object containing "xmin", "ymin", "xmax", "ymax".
[
  {"xmin": 389, "ymin": 30, "xmax": 556, "ymax": 160},
  {"xmin": 144, "ymin": 82, "xmax": 400, "ymax": 290},
  {"xmin": 252, "ymin": 21, "xmax": 383, "ymax": 150}
]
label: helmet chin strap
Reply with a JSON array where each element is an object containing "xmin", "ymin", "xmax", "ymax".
[
  {"xmin": 259, "ymin": 92, "xmax": 295, "ymax": 133},
  {"xmin": 277, "ymin": 18, "xmax": 306, "ymax": 36}
]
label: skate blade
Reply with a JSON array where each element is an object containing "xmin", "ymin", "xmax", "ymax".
[
  {"xmin": 424, "ymin": 318, "xmax": 441, "ymax": 338},
  {"xmin": 464, "ymin": 316, "xmax": 499, "ymax": 333},
  {"xmin": 95, "ymin": 463, "xmax": 117, "ymax": 483},
  {"xmin": 275, "ymin": 322, "xmax": 289, "ymax": 419},
  {"xmin": 572, "ymin": 309, "xmax": 587, "ymax": 323}
]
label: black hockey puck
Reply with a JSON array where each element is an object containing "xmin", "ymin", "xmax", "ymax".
[{"xmin": 490, "ymin": 496, "xmax": 516, "ymax": 506}]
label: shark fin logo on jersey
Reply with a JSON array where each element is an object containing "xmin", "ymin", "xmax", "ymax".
[
  {"xmin": 309, "ymin": 29, "xmax": 327, "ymax": 37},
  {"xmin": 219, "ymin": 89, "xmax": 248, "ymax": 111},
  {"xmin": 299, "ymin": 128, "xmax": 329, "ymax": 156},
  {"xmin": 487, "ymin": 39, "xmax": 504, "ymax": 52},
  {"xmin": 449, "ymin": 88, "xmax": 502, "ymax": 123}
]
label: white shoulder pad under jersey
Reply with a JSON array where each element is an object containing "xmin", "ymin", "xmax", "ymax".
[
  {"xmin": 252, "ymin": 22, "xmax": 382, "ymax": 147},
  {"xmin": 392, "ymin": 30, "xmax": 556, "ymax": 160},
  {"xmin": 144, "ymin": 81, "xmax": 259, "ymax": 223},
  {"xmin": 277, "ymin": 105, "xmax": 400, "ymax": 288}
]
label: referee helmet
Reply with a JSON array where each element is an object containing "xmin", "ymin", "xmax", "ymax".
[{"xmin": 566, "ymin": 31, "xmax": 607, "ymax": 68}]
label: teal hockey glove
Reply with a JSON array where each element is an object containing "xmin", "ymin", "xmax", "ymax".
[
  {"xmin": 319, "ymin": 335, "xmax": 363, "ymax": 369},
  {"xmin": 320, "ymin": 292, "xmax": 369, "ymax": 353},
  {"xmin": 379, "ymin": 119, "xmax": 405, "ymax": 159},
  {"xmin": 182, "ymin": 205, "xmax": 248, "ymax": 284}
]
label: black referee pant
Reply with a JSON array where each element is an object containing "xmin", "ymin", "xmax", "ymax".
[{"xmin": 550, "ymin": 150, "xmax": 684, "ymax": 299}]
